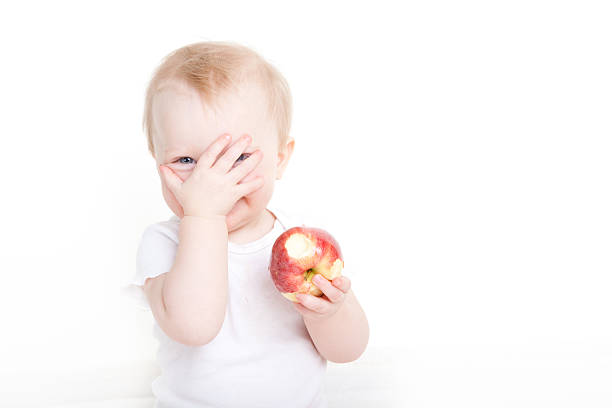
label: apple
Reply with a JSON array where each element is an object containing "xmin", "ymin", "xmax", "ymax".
[{"xmin": 269, "ymin": 226, "xmax": 344, "ymax": 302}]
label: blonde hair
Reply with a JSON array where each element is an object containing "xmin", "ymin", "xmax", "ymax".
[{"xmin": 142, "ymin": 40, "xmax": 292, "ymax": 156}]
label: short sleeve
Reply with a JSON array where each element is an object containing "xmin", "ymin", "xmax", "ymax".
[{"xmin": 120, "ymin": 222, "xmax": 179, "ymax": 311}]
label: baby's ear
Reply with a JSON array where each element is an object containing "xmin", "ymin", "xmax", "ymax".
[{"xmin": 276, "ymin": 137, "xmax": 295, "ymax": 180}]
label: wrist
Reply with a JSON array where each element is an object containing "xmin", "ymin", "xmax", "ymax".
[{"xmin": 182, "ymin": 213, "xmax": 227, "ymax": 222}]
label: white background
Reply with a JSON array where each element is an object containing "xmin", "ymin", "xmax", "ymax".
[{"xmin": 0, "ymin": 0, "xmax": 610, "ymax": 406}]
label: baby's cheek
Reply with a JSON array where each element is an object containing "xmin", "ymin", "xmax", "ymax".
[
  {"xmin": 242, "ymin": 157, "xmax": 275, "ymax": 184},
  {"xmin": 165, "ymin": 166, "xmax": 192, "ymax": 182},
  {"xmin": 161, "ymin": 183, "xmax": 184, "ymax": 217}
]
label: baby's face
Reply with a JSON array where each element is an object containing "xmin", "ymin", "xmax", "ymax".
[{"xmin": 151, "ymin": 79, "xmax": 290, "ymax": 229}]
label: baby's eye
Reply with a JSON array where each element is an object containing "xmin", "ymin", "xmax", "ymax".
[
  {"xmin": 175, "ymin": 154, "xmax": 251, "ymax": 167},
  {"xmin": 231, "ymin": 153, "xmax": 252, "ymax": 169},
  {"xmin": 177, "ymin": 157, "xmax": 195, "ymax": 164},
  {"xmin": 236, "ymin": 153, "xmax": 251, "ymax": 162}
]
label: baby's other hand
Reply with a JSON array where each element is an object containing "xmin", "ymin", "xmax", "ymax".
[{"xmin": 293, "ymin": 275, "xmax": 351, "ymax": 321}]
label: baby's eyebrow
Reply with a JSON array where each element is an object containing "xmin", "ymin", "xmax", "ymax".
[
  {"xmin": 164, "ymin": 145, "xmax": 259, "ymax": 157},
  {"xmin": 164, "ymin": 146, "xmax": 201, "ymax": 155},
  {"xmin": 163, "ymin": 147, "xmax": 186, "ymax": 155}
]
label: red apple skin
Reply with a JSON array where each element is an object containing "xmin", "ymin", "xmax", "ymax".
[{"xmin": 269, "ymin": 226, "xmax": 344, "ymax": 302}]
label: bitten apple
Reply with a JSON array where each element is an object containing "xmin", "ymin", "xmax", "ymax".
[{"xmin": 269, "ymin": 226, "xmax": 344, "ymax": 302}]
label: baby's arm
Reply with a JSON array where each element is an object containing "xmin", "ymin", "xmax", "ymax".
[
  {"xmin": 145, "ymin": 133, "xmax": 263, "ymax": 346},
  {"xmin": 294, "ymin": 276, "xmax": 369, "ymax": 363},
  {"xmin": 144, "ymin": 215, "xmax": 228, "ymax": 346}
]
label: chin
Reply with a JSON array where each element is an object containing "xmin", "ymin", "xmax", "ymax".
[{"xmin": 227, "ymin": 193, "xmax": 273, "ymax": 233}]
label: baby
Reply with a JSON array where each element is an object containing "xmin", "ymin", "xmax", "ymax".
[{"xmin": 127, "ymin": 41, "xmax": 369, "ymax": 407}]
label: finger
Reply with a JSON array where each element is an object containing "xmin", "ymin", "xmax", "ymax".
[
  {"xmin": 228, "ymin": 149, "xmax": 263, "ymax": 183},
  {"xmin": 213, "ymin": 133, "xmax": 252, "ymax": 174},
  {"xmin": 295, "ymin": 293, "xmax": 330, "ymax": 314},
  {"xmin": 292, "ymin": 301, "xmax": 325, "ymax": 320},
  {"xmin": 312, "ymin": 274, "xmax": 346, "ymax": 303},
  {"xmin": 159, "ymin": 165, "xmax": 182, "ymax": 195},
  {"xmin": 331, "ymin": 276, "xmax": 351, "ymax": 293},
  {"xmin": 234, "ymin": 175, "xmax": 265, "ymax": 198},
  {"xmin": 197, "ymin": 133, "xmax": 232, "ymax": 169}
]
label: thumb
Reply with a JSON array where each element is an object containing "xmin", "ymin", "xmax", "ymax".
[{"xmin": 159, "ymin": 165, "xmax": 182, "ymax": 194}]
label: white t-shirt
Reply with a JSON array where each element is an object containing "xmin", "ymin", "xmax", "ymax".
[{"xmin": 122, "ymin": 205, "xmax": 329, "ymax": 408}]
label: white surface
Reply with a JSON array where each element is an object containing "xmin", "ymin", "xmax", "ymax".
[
  {"xmin": 2, "ymin": 346, "xmax": 400, "ymax": 408},
  {"xmin": 4, "ymin": 343, "xmax": 611, "ymax": 407}
]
